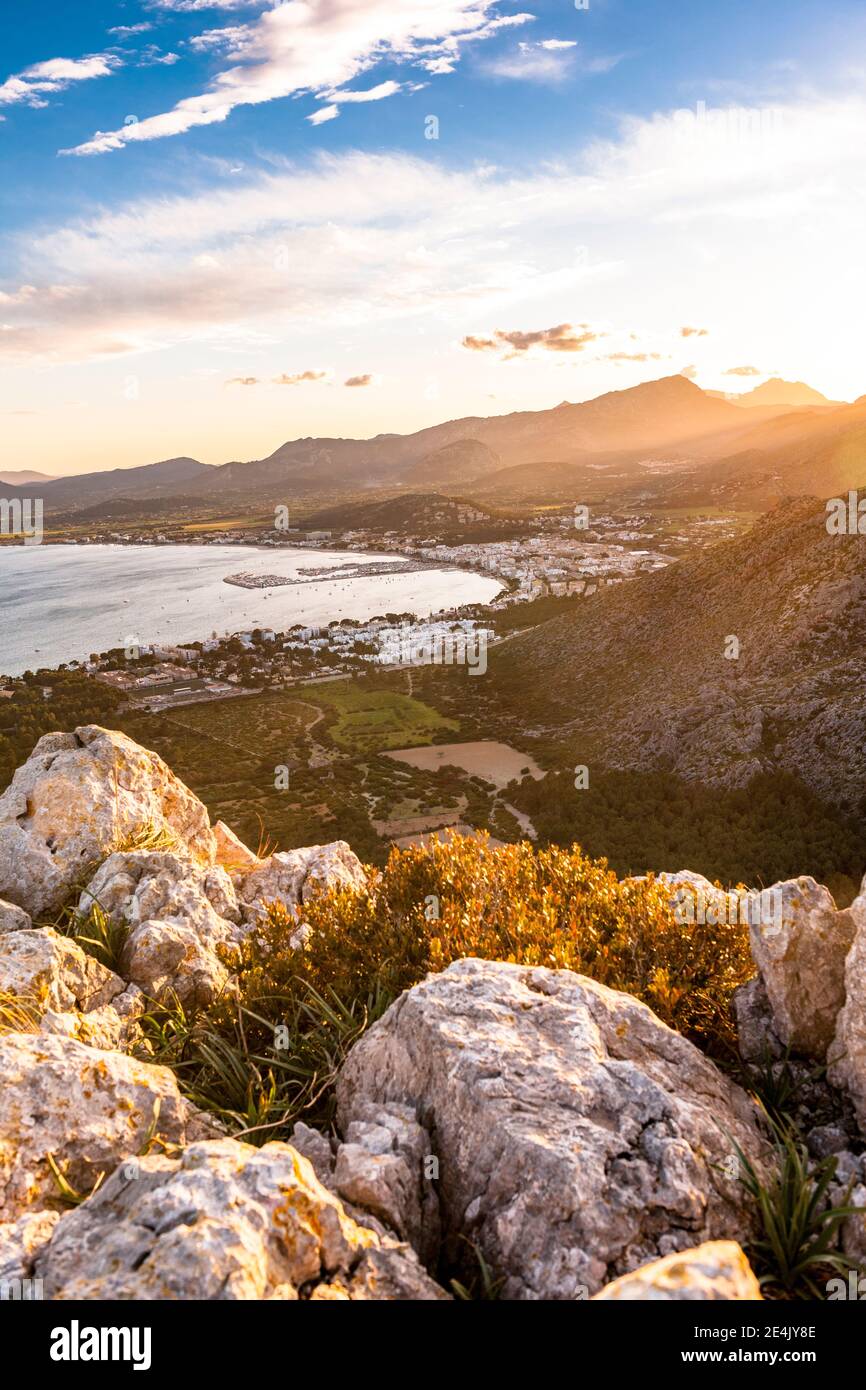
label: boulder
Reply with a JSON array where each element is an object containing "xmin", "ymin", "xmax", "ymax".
[
  {"xmin": 591, "ymin": 1241, "xmax": 762, "ymax": 1300},
  {"xmin": 749, "ymin": 878, "xmax": 856, "ymax": 1058},
  {"xmin": 0, "ymin": 900, "xmax": 32, "ymax": 933},
  {"xmin": 337, "ymin": 958, "xmax": 770, "ymax": 1300},
  {"xmin": 0, "ymin": 1031, "xmax": 192, "ymax": 1221},
  {"xmin": 34, "ymin": 1138, "xmax": 449, "ymax": 1300},
  {"xmin": 0, "ymin": 727, "xmax": 216, "ymax": 918},
  {"xmin": 829, "ymin": 881, "xmax": 866, "ymax": 1131},
  {"xmin": 79, "ymin": 850, "xmax": 242, "ymax": 1006},
  {"xmin": 237, "ymin": 842, "xmax": 366, "ymax": 924},
  {"xmin": 213, "ymin": 821, "xmax": 260, "ymax": 875},
  {"xmin": 0, "ymin": 928, "xmax": 125, "ymax": 1018}
]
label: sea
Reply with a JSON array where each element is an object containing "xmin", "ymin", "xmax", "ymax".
[{"xmin": 0, "ymin": 543, "xmax": 503, "ymax": 677}]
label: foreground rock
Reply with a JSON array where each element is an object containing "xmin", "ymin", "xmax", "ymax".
[
  {"xmin": 34, "ymin": 1138, "xmax": 448, "ymax": 1300},
  {"xmin": 0, "ymin": 727, "xmax": 216, "ymax": 918},
  {"xmin": 337, "ymin": 959, "xmax": 769, "ymax": 1299},
  {"xmin": 0, "ymin": 900, "xmax": 32, "ymax": 933},
  {"xmin": 0, "ymin": 1032, "xmax": 193, "ymax": 1221},
  {"xmin": 592, "ymin": 1242, "xmax": 762, "ymax": 1300},
  {"xmin": 237, "ymin": 842, "xmax": 366, "ymax": 924},
  {"xmin": 80, "ymin": 850, "xmax": 242, "ymax": 1006},
  {"xmin": 212, "ymin": 820, "xmax": 260, "ymax": 874},
  {"xmin": 0, "ymin": 1210, "xmax": 61, "ymax": 1292},
  {"xmin": 0, "ymin": 928, "xmax": 125, "ymax": 1019},
  {"xmin": 829, "ymin": 881, "xmax": 866, "ymax": 1132},
  {"xmin": 748, "ymin": 877, "xmax": 856, "ymax": 1059}
]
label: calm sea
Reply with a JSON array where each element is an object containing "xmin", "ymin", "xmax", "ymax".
[{"xmin": 0, "ymin": 544, "xmax": 502, "ymax": 677}]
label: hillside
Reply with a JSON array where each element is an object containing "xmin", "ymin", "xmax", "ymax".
[{"xmin": 494, "ymin": 492, "xmax": 866, "ymax": 806}]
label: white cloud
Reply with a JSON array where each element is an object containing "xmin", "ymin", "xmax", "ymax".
[
  {"xmin": 109, "ymin": 24, "xmax": 155, "ymax": 37},
  {"xmin": 307, "ymin": 105, "xmax": 339, "ymax": 125},
  {"xmin": 539, "ymin": 39, "xmax": 577, "ymax": 50},
  {"xmin": 5, "ymin": 92, "xmax": 866, "ymax": 405},
  {"xmin": 484, "ymin": 40, "xmax": 576, "ymax": 82},
  {"xmin": 62, "ymin": 0, "xmax": 534, "ymax": 153},
  {"xmin": 147, "ymin": 1, "xmax": 268, "ymax": 10},
  {"xmin": 0, "ymin": 53, "xmax": 121, "ymax": 109},
  {"xmin": 139, "ymin": 46, "xmax": 182, "ymax": 67},
  {"xmin": 188, "ymin": 26, "xmax": 250, "ymax": 52},
  {"xmin": 310, "ymin": 79, "xmax": 403, "ymax": 122}
]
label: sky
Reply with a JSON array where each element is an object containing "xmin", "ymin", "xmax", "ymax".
[{"xmin": 2, "ymin": 0, "xmax": 866, "ymax": 476}]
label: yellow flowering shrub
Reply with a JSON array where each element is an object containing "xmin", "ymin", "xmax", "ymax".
[{"xmin": 233, "ymin": 832, "xmax": 752, "ymax": 1054}]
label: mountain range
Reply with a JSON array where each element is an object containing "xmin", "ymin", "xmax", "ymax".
[{"xmin": 4, "ymin": 375, "xmax": 864, "ymax": 516}]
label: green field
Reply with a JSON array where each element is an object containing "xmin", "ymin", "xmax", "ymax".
[{"xmin": 308, "ymin": 681, "xmax": 459, "ymax": 752}]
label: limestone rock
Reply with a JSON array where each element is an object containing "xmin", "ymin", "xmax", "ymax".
[
  {"xmin": 733, "ymin": 976, "xmax": 783, "ymax": 1065},
  {"xmin": 337, "ymin": 958, "xmax": 770, "ymax": 1300},
  {"xmin": 34, "ymin": 1138, "xmax": 448, "ymax": 1300},
  {"xmin": 237, "ymin": 842, "xmax": 366, "ymax": 924},
  {"xmin": 0, "ymin": 1210, "xmax": 60, "ymax": 1293},
  {"xmin": 79, "ymin": 850, "xmax": 242, "ymax": 1006},
  {"xmin": 0, "ymin": 727, "xmax": 216, "ymax": 918},
  {"xmin": 0, "ymin": 928, "xmax": 125, "ymax": 1017},
  {"xmin": 39, "ymin": 984, "xmax": 145, "ymax": 1053},
  {"xmin": 749, "ymin": 877, "xmax": 856, "ymax": 1058},
  {"xmin": 591, "ymin": 1241, "xmax": 762, "ymax": 1300},
  {"xmin": 829, "ymin": 882, "xmax": 866, "ymax": 1132},
  {"xmin": 0, "ymin": 1031, "xmax": 192, "ymax": 1221},
  {"xmin": 289, "ymin": 1121, "xmax": 336, "ymax": 1185},
  {"xmin": 333, "ymin": 1100, "xmax": 440, "ymax": 1267},
  {"xmin": 0, "ymin": 900, "xmax": 32, "ymax": 933},
  {"xmin": 213, "ymin": 821, "xmax": 260, "ymax": 874}
]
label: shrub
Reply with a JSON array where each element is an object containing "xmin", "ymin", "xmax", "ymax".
[{"xmin": 229, "ymin": 832, "xmax": 752, "ymax": 1056}]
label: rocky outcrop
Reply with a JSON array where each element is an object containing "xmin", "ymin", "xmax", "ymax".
[
  {"xmin": 337, "ymin": 958, "xmax": 770, "ymax": 1300},
  {"xmin": 747, "ymin": 877, "xmax": 856, "ymax": 1059},
  {"xmin": 829, "ymin": 880, "xmax": 866, "ymax": 1131},
  {"xmin": 236, "ymin": 842, "xmax": 366, "ymax": 924},
  {"xmin": 33, "ymin": 1138, "xmax": 448, "ymax": 1300},
  {"xmin": 79, "ymin": 850, "xmax": 242, "ymax": 1006},
  {"xmin": 0, "ymin": 1031, "xmax": 193, "ymax": 1221},
  {"xmin": 0, "ymin": 927, "xmax": 125, "ymax": 1018},
  {"xmin": 0, "ymin": 727, "xmax": 216, "ymax": 918},
  {"xmin": 591, "ymin": 1242, "xmax": 762, "ymax": 1301}
]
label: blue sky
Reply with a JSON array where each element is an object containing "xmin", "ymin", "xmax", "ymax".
[{"xmin": 2, "ymin": 0, "xmax": 866, "ymax": 473}]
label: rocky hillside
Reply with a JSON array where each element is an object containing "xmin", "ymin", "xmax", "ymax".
[
  {"xmin": 0, "ymin": 727, "xmax": 864, "ymax": 1300},
  {"xmin": 495, "ymin": 494, "xmax": 866, "ymax": 808}
]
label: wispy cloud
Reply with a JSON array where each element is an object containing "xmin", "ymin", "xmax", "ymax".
[
  {"xmin": 63, "ymin": 0, "xmax": 533, "ymax": 154},
  {"xmin": 108, "ymin": 24, "xmax": 155, "ymax": 37},
  {"xmin": 463, "ymin": 323, "xmax": 599, "ymax": 357},
  {"xmin": 345, "ymin": 373, "xmax": 375, "ymax": 387},
  {"xmin": 484, "ymin": 40, "xmax": 577, "ymax": 82},
  {"xmin": 7, "ymin": 94, "xmax": 866, "ymax": 378},
  {"xmin": 723, "ymin": 364, "xmax": 762, "ymax": 376},
  {"xmin": 0, "ymin": 53, "xmax": 121, "ymax": 109},
  {"xmin": 274, "ymin": 369, "xmax": 330, "ymax": 385}
]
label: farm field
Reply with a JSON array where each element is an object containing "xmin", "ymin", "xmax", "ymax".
[{"xmin": 308, "ymin": 680, "xmax": 459, "ymax": 752}]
